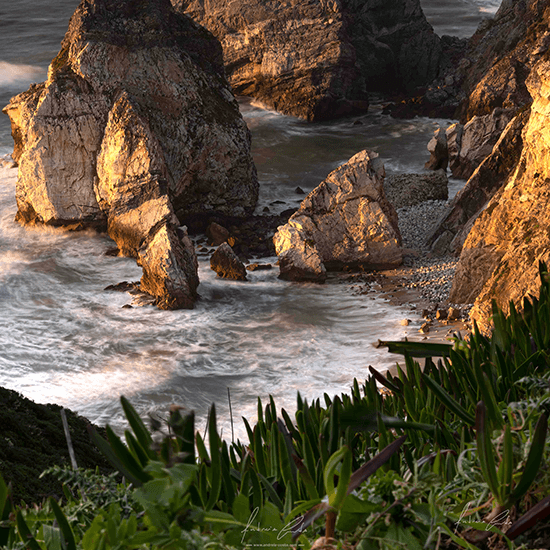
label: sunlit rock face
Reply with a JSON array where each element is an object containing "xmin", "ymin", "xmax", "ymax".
[
  {"xmin": 426, "ymin": 1, "xmax": 550, "ymax": 260},
  {"xmin": 456, "ymin": 0, "xmax": 549, "ymax": 122},
  {"xmin": 427, "ymin": 110, "xmax": 529, "ymax": 256},
  {"xmin": 449, "ymin": 52, "xmax": 550, "ymax": 332},
  {"xmin": 3, "ymin": 0, "xmax": 259, "ymax": 309},
  {"xmin": 174, "ymin": 0, "xmax": 442, "ymax": 121},
  {"xmin": 273, "ymin": 150, "xmax": 402, "ymax": 282}
]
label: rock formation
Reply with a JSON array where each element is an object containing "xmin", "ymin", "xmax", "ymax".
[
  {"xmin": 210, "ymin": 242, "xmax": 247, "ymax": 280},
  {"xmin": 449, "ymin": 51, "xmax": 550, "ymax": 332},
  {"xmin": 426, "ymin": 1, "xmax": 550, "ymax": 261},
  {"xmin": 426, "ymin": 109, "xmax": 515, "ymax": 180},
  {"xmin": 427, "ymin": 110, "xmax": 529, "ymax": 256},
  {"xmin": 455, "ymin": 0, "xmax": 548, "ymax": 122},
  {"xmin": 273, "ymin": 150, "xmax": 402, "ymax": 282},
  {"xmin": 174, "ymin": 0, "xmax": 442, "ymax": 121},
  {"xmin": 422, "ymin": 0, "xmax": 548, "ymax": 179},
  {"xmin": 3, "ymin": 0, "xmax": 258, "ymax": 309}
]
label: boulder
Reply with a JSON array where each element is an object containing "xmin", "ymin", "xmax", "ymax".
[
  {"xmin": 384, "ymin": 170, "xmax": 448, "ymax": 209},
  {"xmin": 424, "ymin": 127, "xmax": 448, "ymax": 171},
  {"xmin": 174, "ymin": 0, "xmax": 442, "ymax": 121},
  {"xmin": 206, "ymin": 222, "xmax": 230, "ymax": 246},
  {"xmin": 139, "ymin": 224, "xmax": 200, "ymax": 309},
  {"xmin": 449, "ymin": 52, "xmax": 550, "ymax": 332},
  {"xmin": 273, "ymin": 150, "xmax": 402, "ymax": 281},
  {"xmin": 277, "ymin": 234, "xmax": 327, "ymax": 283},
  {"xmin": 210, "ymin": 242, "xmax": 247, "ymax": 280},
  {"xmin": 3, "ymin": 0, "xmax": 259, "ymax": 309}
]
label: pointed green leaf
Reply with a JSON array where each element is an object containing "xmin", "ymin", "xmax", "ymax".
[
  {"xmin": 330, "ymin": 446, "xmax": 352, "ymax": 509},
  {"xmin": 497, "ymin": 425, "xmax": 513, "ymax": 502},
  {"xmin": 292, "ymin": 455, "xmax": 319, "ymax": 500},
  {"xmin": 511, "ymin": 413, "xmax": 548, "ymax": 502},
  {"xmin": 50, "ymin": 498, "xmax": 76, "ymax": 550},
  {"xmin": 16, "ymin": 510, "xmax": 41, "ymax": 550},
  {"xmin": 120, "ymin": 396, "xmax": 154, "ymax": 456},
  {"xmin": 475, "ymin": 401, "xmax": 501, "ymax": 503},
  {"xmin": 258, "ymin": 473, "xmax": 284, "ymax": 512},
  {"xmin": 87, "ymin": 425, "xmax": 146, "ymax": 487},
  {"xmin": 422, "ymin": 374, "xmax": 475, "ymax": 426},
  {"xmin": 206, "ymin": 404, "xmax": 222, "ymax": 510}
]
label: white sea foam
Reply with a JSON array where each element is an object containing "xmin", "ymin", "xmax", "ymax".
[{"xmin": 0, "ymin": 60, "xmax": 45, "ymax": 87}]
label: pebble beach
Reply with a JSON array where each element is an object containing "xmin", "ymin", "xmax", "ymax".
[{"xmin": 345, "ymin": 194, "xmax": 473, "ymax": 341}]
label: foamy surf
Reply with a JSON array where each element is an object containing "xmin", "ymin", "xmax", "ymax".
[{"xmin": 0, "ymin": 61, "xmax": 45, "ymax": 88}]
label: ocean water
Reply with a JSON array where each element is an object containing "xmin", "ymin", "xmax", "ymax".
[{"xmin": 0, "ymin": 0, "xmax": 500, "ymax": 438}]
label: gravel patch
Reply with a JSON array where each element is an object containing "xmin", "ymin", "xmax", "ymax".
[
  {"xmin": 397, "ymin": 199, "xmax": 449, "ymax": 250},
  {"xmin": 344, "ymin": 196, "xmax": 473, "ymax": 322},
  {"xmin": 395, "ymin": 199, "xmax": 462, "ymax": 307}
]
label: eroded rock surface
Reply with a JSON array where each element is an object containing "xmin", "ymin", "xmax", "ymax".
[
  {"xmin": 273, "ymin": 150, "xmax": 402, "ymax": 281},
  {"xmin": 174, "ymin": 0, "xmax": 442, "ymax": 121},
  {"xmin": 456, "ymin": 0, "xmax": 549, "ymax": 121},
  {"xmin": 449, "ymin": 53, "xmax": 550, "ymax": 332},
  {"xmin": 210, "ymin": 242, "xmax": 247, "ymax": 281},
  {"xmin": 3, "ymin": 0, "xmax": 258, "ymax": 309},
  {"xmin": 428, "ymin": 110, "xmax": 529, "ymax": 256}
]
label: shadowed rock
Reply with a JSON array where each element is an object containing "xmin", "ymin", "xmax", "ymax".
[
  {"xmin": 384, "ymin": 170, "xmax": 448, "ymax": 209},
  {"xmin": 174, "ymin": 0, "xmax": 442, "ymax": 121}
]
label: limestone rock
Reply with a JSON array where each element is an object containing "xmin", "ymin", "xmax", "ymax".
[
  {"xmin": 174, "ymin": 0, "xmax": 442, "ymax": 121},
  {"xmin": 2, "ymin": 0, "xmax": 259, "ymax": 309},
  {"xmin": 273, "ymin": 150, "xmax": 402, "ymax": 281},
  {"xmin": 449, "ymin": 52, "xmax": 550, "ymax": 332},
  {"xmin": 210, "ymin": 242, "xmax": 247, "ymax": 281},
  {"xmin": 384, "ymin": 170, "xmax": 448, "ymax": 209}
]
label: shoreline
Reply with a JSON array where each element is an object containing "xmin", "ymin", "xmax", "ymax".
[{"xmin": 339, "ymin": 195, "xmax": 472, "ymax": 348}]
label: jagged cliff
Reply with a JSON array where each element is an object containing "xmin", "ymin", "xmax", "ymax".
[
  {"xmin": 3, "ymin": 0, "xmax": 258, "ymax": 309},
  {"xmin": 418, "ymin": 1, "xmax": 550, "ymax": 331},
  {"xmin": 173, "ymin": 0, "xmax": 442, "ymax": 121},
  {"xmin": 450, "ymin": 49, "xmax": 550, "ymax": 332}
]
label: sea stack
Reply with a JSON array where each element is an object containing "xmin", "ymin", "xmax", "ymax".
[
  {"xmin": 174, "ymin": 0, "xmax": 442, "ymax": 121},
  {"xmin": 3, "ymin": 0, "xmax": 258, "ymax": 309}
]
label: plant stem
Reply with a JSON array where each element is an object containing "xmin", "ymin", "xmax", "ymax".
[{"xmin": 325, "ymin": 511, "xmax": 336, "ymax": 540}]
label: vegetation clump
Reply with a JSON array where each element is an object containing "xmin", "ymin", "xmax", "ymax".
[{"xmin": 1, "ymin": 263, "xmax": 550, "ymax": 549}]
